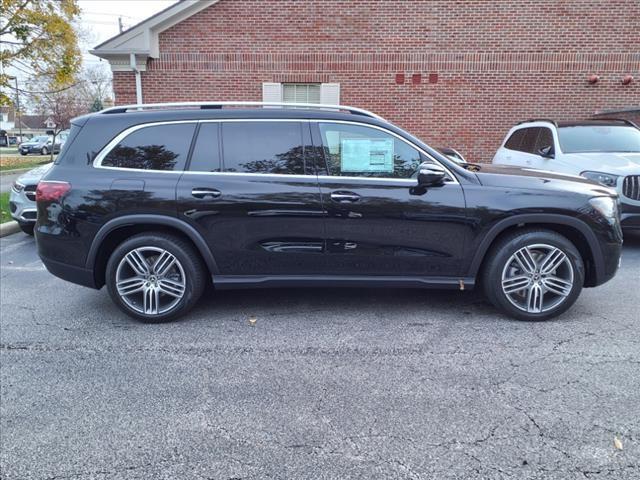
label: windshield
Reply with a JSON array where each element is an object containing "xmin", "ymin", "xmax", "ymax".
[
  {"xmin": 32, "ymin": 136, "xmax": 49, "ymax": 143},
  {"xmin": 558, "ymin": 125, "xmax": 640, "ymax": 153}
]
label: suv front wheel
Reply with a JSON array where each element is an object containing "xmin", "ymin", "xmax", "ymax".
[
  {"xmin": 482, "ymin": 229, "xmax": 585, "ymax": 321},
  {"xmin": 106, "ymin": 233, "xmax": 207, "ymax": 322}
]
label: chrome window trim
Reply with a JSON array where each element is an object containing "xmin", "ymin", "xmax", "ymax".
[{"xmin": 92, "ymin": 118, "xmax": 458, "ymax": 184}]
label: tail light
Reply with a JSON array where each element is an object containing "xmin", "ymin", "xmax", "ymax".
[{"xmin": 36, "ymin": 181, "xmax": 71, "ymax": 202}]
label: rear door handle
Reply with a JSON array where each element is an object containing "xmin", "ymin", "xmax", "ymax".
[
  {"xmin": 330, "ymin": 191, "xmax": 360, "ymax": 203},
  {"xmin": 192, "ymin": 188, "xmax": 221, "ymax": 199}
]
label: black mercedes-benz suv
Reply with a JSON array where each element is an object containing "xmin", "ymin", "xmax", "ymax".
[{"xmin": 35, "ymin": 102, "xmax": 623, "ymax": 322}]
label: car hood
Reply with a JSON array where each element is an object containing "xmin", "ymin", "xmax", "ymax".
[
  {"xmin": 17, "ymin": 162, "xmax": 54, "ymax": 185},
  {"xmin": 561, "ymin": 152, "xmax": 640, "ymax": 175},
  {"xmin": 473, "ymin": 164, "xmax": 617, "ymax": 197}
]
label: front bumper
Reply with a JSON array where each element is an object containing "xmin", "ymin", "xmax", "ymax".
[
  {"xmin": 620, "ymin": 201, "xmax": 640, "ymax": 232},
  {"xmin": 9, "ymin": 186, "xmax": 37, "ymax": 223},
  {"xmin": 20, "ymin": 146, "xmax": 42, "ymax": 154}
]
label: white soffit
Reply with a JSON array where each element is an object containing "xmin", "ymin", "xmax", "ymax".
[{"xmin": 90, "ymin": 0, "xmax": 219, "ymax": 67}]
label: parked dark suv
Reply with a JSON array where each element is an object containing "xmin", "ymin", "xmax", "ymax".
[{"xmin": 35, "ymin": 102, "xmax": 623, "ymax": 322}]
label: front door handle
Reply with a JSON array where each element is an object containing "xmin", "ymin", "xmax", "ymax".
[
  {"xmin": 192, "ymin": 188, "xmax": 221, "ymax": 199},
  {"xmin": 330, "ymin": 191, "xmax": 360, "ymax": 203}
]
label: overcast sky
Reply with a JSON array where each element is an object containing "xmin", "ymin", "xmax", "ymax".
[{"xmin": 7, "ymin": 0, "xmax": 177, "ymax": 87}]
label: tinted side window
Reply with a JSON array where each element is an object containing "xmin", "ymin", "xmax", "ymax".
[
  {"xmin": 102, "ymin": 123, "xmax": 195, "ymax": 170},
  {"xmin": 520, "ymin": 128, "xmax": 540, "ymax": 154},
  {"xmin": 504, "ymin": 129, "xmax": 525, "ymax": 150},
  {"xmin": 535, "ymin": 127, "xmax": 554, "ymax": 152},
  {"xmin": 189, "ymin": 123, "xmax": 221, "ymax": 172},
  {"xmin": 222, "ymin": 122, "xmax": 304, "ymax": 174},
  {"xmin": 319, "ymin": 123, "xmax": 421, "ymax": 178}
]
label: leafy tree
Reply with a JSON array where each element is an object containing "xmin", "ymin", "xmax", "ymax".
[{"xmin": 0, "ymin": 0, "xmax": 81, "ymax": 105}]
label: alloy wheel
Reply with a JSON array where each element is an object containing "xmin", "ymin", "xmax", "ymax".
[
  {"xmin": 115, "ymin": 246, "xmax": 186, "ymax": 315},
  {"xmin": 501, "ymin": 243, "xmax": 574, "ymax": 314}
]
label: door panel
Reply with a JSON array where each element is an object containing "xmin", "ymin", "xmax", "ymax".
[
  {"xmin": 313, "ymin": 121, "xmax": 469, "ymax": 277},
  {"xmin": 318, "ymin": 177, "xmax": 468, "ymax": 276},
  {"xmin": 176, "ymin": 120, "xmax": 326, "ymax": 276},
  {"xmin": 177, "ymin": 174, "xmax": 326, "ymax": 275}
]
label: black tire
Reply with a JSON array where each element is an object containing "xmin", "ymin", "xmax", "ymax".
[
  {"xmin": 40, "ymin": 147, "xmax": 48, "ymax": 155},
  {"xmin": 18, "ymin": 222, "xmax": 34, "ymax": 235},
  {"xmin": 105, "ymin": 232, "xmax": 207, "ymax": 323},
  {"xmin": 20, "ymin": 151, "xmax": 27, "ymax": 156},
  {"xmin": 482, "ymin": 229, "xmax": 585, "ymax": 321}
]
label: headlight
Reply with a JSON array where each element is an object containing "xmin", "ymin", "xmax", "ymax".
[
  {"xmin": 581, "ymin": 171, "xmax": 619, "ymax": 188},
  {"xmin": 11, "ymin": 181, "xmax": 25, "ymax": 193},
  {"xmin": 589, "ymin": 196, "xmax": 618, "ymax": 220}
]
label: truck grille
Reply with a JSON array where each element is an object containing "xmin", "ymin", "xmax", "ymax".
[
  {"xmin": 24, "ymin": 185, "xmax": 37, "ymax": 201},
  {"xmin": 623, "ymin": 175, "xmax": 640, "ymax": 201}
]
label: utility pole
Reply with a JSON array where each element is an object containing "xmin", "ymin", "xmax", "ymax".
[
  {"xmin": 7, "ymin": 76, "xmax": 22, "ymax": 141},
  {"xmin": 118, "ymin": 17, "xmax": 124, "ymax": 33}
]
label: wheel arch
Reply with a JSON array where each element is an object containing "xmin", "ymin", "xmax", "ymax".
[
  {"xmin": 86, "ymin": 215, "xmax": 218, "ymax": 288},
  {"xmin": 469, "ymin": 214, "xmax": 603, "ymax": 288}
]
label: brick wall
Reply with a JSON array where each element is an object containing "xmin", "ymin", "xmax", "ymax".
[{"xmin": 113, "ymin": 0, "xmax": 640, "ymax": 162}]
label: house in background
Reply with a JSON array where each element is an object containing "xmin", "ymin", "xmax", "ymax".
[
  {"xmin": 16, "ymin": 115, "xmax": 56, "ymax": 138},
  {"xmin": 91, "ymin": 0, "xmax": 639, "ymax": 162},
  {"xmin": 1, "ymin": 106, "xmax": 56, "ymax": 142}
]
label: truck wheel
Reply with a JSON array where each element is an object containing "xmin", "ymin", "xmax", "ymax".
[
  {"xmin": 482, "ymin": 229, "xmax": 584, "ymax": 321},
  {"xmin": 105, "ymin": 233, "xmax": 207, "ymax": 323}
]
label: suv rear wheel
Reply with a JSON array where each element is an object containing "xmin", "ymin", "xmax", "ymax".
[
  {"xmin": 482, "ymin": 229, "xmax": 585, "ymax": 321},
  {"xmin": 105, "ymin": 233, "xmax": 207, "ymax": 322}
]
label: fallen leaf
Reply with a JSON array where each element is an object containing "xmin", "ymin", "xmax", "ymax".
[{"xmin": 614, "ymin": 436, "xmax": 623, "ymax": 450}]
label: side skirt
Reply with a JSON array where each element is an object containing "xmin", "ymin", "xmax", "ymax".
[{"xmin": 212, "ymin": 275, "xmax": 476, "ymax": 291}]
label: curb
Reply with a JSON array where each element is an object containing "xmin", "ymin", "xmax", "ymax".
[
  {"xmin": 1, "ymin": 167, "xmax": 40, "ymax": 175},
  {"xmin": 0, "ymin": 220, "xmax": 20, "ymax": 237}
]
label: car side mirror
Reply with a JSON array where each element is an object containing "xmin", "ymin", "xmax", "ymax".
[
  {"xmin": 538, "ymin": 145, "xmax": 554, "ymax": 158},
  {"xmin": 417, "ymin": 162, "xmax": 447, "ymax": 187}
]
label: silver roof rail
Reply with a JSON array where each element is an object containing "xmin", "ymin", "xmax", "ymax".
[{"xmin": 99, "ymin": 101, "xmax": 386, "ymax": 121}]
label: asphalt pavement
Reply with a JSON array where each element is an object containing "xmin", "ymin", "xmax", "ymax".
[{"xmin": 1, "ymin": 232, "xmax": 639, "ymax": 479}]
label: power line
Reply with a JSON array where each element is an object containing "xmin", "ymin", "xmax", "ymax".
[{"xmin": 81, "ymin": 11, "xmax": 138, "ymax": 19}]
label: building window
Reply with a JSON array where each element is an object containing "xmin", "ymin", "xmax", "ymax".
[
  {"xmin": 282, "ymin": 83, "xmax": 321, "ymax": 104},
  {"xmin": 262, "ymin": 82, "xmax": 340, "ymax": 105}
]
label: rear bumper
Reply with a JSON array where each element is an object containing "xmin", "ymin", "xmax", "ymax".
[
  {"xmin": 40, "ymin": 256, "xmax": 98, "ymax": 289},
  {"xmin": 36, "ymin": 229, "xmax": 98, "ymax": 289}
]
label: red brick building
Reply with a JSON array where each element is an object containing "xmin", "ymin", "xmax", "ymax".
[{"xmin": 92, "ymin": 0, "xmax": 640, "ymax": 162}]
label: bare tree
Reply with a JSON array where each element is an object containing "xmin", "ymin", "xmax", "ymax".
[
  {"xmin": 77, "ymin": 65, "xmax": 113, "ymax": 109},
  {"xmin": 41, "ymin": 89, "xmax": 86, "ymax": 160}
]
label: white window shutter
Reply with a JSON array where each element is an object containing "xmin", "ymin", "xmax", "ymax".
[
  {"xmin": 262, "ymin": 83, "xmax": 282, "ymax": 103},
  {"xmin": 320, "ymin": 83, "xmax": 340, "ymax": 105}
]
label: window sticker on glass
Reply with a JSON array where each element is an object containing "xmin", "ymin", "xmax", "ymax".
[{"xmin": 340, "ymin": 138, "xmax": 394, "ymax": 173}]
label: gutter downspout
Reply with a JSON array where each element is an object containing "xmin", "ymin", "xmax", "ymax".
[{"xmin": 130, "ymin": 53, "xmax": 143, "ymax": 105}]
